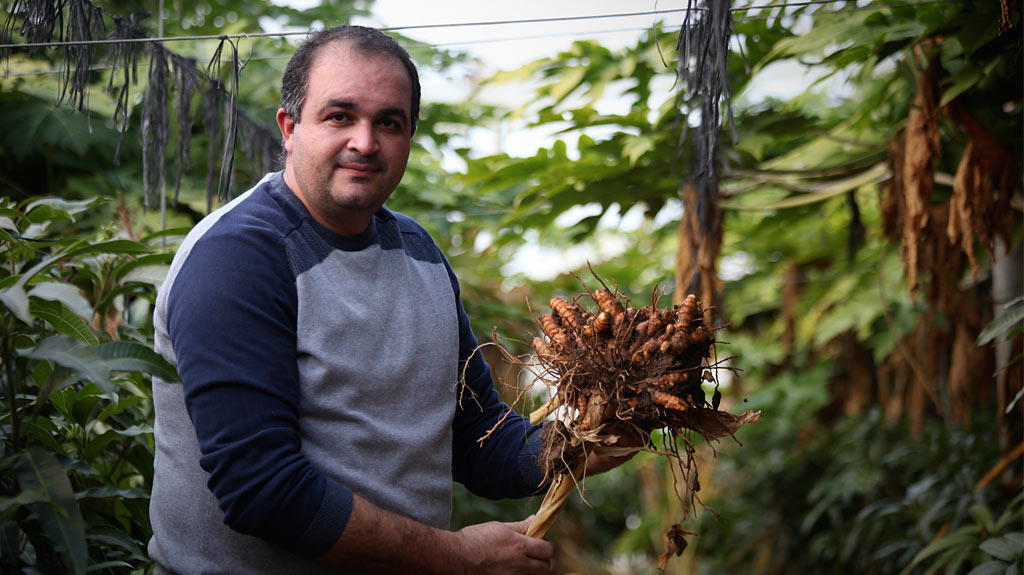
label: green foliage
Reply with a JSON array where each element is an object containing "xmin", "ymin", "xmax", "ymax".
[
  {"xmin": 0, "ymin": 197, "xmax": 175, "ymax": 574},
  {"xmin": 695, "ymin": 407, "xmax": 1020, "ymax": 575}
]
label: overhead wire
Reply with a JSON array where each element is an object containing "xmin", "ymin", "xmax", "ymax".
[
  {"xmin": 0, "ymin": 0, "xmax": 965, "ymax": 51},
  {"xmin": 0, "ymin": 0, "xmax": 968, "ymax": 80}
]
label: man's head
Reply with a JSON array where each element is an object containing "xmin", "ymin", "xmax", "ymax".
[
  {"xmin": 281, "ymin": 25, "xmax": 421, "ymax": 135},
  {"xmin": 276, "ymin": 26, "xmax": 417, "ymax": 236}
]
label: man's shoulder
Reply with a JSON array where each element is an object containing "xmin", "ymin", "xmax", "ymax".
[
  {"xmin": 377, "ymin": 207, "xmax": 446, "ymax": 265},
  {"xmin": 199, "ymin": 173, "xmax": 300, "ymax": 240}
]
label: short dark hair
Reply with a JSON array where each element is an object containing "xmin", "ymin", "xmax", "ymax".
[{"xmin": 280, "ymin": 25, "xmax": 421, "ymax": 135}]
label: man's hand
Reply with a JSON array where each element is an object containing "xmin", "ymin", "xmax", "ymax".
[
  {"xmin": 454, "ymin": 515, "xmax": 553, "ymax": 574},
  {"xmin": 319, "ymin": 494, "xmax": 553, "ymax": 574},
  {"xmin": 584, "ymin": 425, "xmax": 646, "ymax": 476}
]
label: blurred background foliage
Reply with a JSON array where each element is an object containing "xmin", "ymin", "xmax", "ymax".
[{"xmin": 0, "ymin": 0, "xmax": 1021, "ymax": 573}]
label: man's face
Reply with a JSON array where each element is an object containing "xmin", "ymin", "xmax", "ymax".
[{"xmin": 277, "ymin": 41, "xmax": 412, "ymax": 236}]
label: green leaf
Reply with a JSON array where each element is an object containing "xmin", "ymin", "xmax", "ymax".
[
  {"xmin": 23, "ymin": 198, "xmax": 97, "ymax": 223},
  {"xmin": 27, "ymin": 281, "xmax": 93, "ymax": 320},
  {"xmin": 95, "ymin": 340, "xmax": 179, "ymax": 382},
  {"xmin": 86, "ymin": 525, "xmax": 147, "ymax": 562},
  {"xmin": 85, "ymin": 561, "xmax": 135, "ymax": 572},
  {"xmin": 978, "ymin": 297, "xmax": 1024, "ymax": 346},
  {"xmin": 0, "ymin": 285, "xmax": 33, "ymax": 324},
  {"xmin": 30, "ymin": 299, "xmax": 98, "ymax": 346},
  {"xmin": 75, "ymin": 487, "xmax": 149, "ymax": 501},
  {"xmin": 901, "ymin": 526, "xmax": 979, "ymax": 575},
  {"xmin": 968, "ymin": 560, "xmax": 1013, "ymax": 575},
  {"xmin": 995, "ymin": 493, "xmax": 1024, "ymax": 531},
  {"xmin": 15, "ymin": 448, "xmax": 88, "ymax": 575},
  {"xmin": 21, "ymin": 335, "xmax": 112, "ymax": 394},
  {"xmin": 980, "ymin": 535, "xmax": 1021, "ymax": 562},
  {"xmin": 0, "ymin": 488, "xmax": 48, "ymax": 514},
  {"xmin": 972, "ymin": 502, "xmax": 997, "ymax": 533}
]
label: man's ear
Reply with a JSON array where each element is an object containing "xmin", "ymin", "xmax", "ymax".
[{"xmin": 276, "ymin": 108, "xmax": 295, "ymax": 153}]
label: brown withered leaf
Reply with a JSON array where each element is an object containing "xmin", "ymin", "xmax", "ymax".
[
  {"xmin": 657, "ymin": 524, "xmax": 690, "ymax": 570},
  {"xmin": 946, "ymin": 102, "xmax": 1019, "ymax": 276},
  {"xmin": 901, "ymin": 56, "xmax": 943, "ymax": 297}
]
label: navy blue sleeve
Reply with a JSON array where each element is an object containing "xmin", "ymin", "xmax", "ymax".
[
  {"xmin": 166, "ymin": 221, "xmax": 351, "ymax": 557},
  {"xmin": 445, "ymin": 261, "xmax": 547, "ymax": 498}
]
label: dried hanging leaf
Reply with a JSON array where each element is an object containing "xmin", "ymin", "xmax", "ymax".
[
  {"xmin": 900, "ymin": 55, "xmax": 943, "ymax": 298},
  {"xmin": 946, "ymin": 101, "xmax": 1019, "ymax": 275},
  {"xmin": 171, "ymin": 53, "xmax": 200, "ymax": 205},
  {"xmin": 657, "ymin": 524, "xmax": 691, "ymax": 570},
  {"xmin": 674, "ymin": 0, "xmax": 733, "ymax": 319},
  {"xmin": 109, "ymin": 14, "xmax": 147, "ymax": 163},
  {"xmin": 141, "ymin": 43, "xmax": 169, "ymax": 210},
  {"xmin": 881, "ymin": 129, "xmax": 906, "ymax": 241},
  {"xmin": 207, "ymin": 37, "xmax": 241, "ymax": 202},
  {"xmin": 781, "ymin": 263, "xmax": 805, "ymax": 361},
  {"xmin": 58, "ymin": 0, "xmax": 106, "ymax": 116}
]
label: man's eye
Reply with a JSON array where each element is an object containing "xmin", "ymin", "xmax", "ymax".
[
  {"xmin": 328, "ymin": 113, "xmax": 350, "ymax": 122},
  {"xmin": 378, "ymin": 118, "xmax": 399, "ymax": 129}
]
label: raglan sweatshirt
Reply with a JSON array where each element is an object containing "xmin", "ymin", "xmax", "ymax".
[{"xmin": 147, "ymin": 172, "xmax": 545, "ymax": 574}]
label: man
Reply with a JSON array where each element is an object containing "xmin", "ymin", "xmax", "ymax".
[{"xmin": 148, "ymin": 25, "xmax": 625, "ymax": 574}]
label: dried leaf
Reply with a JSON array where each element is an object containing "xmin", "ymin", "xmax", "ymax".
[
  {"xmin": 657, "ymin": 524, "xmax": 690, "ymax": 570},
  {"xmin": 900, "ymin": 55, "xmax": 944, "ymax": 297}
]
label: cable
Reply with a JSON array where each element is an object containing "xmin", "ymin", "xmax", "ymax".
[{"xmin": 0, "ymin": 0, "xmax": 964, "ymax": 51}]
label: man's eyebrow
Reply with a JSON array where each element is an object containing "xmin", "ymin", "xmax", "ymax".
[
  {"xmin": 319, "ymin": 100, "xmax": 356, "ymax": 114},
  {"xmin": 319, "ymin": 100, "xmax": 408, "ymax": 124}
]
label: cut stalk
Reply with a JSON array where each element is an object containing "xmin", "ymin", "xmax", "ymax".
[
  {"xmin": 525, "ymin": 458, "xmax": 585, "ymax": 539},
  {"xmin": 529, "ymin": 394, "xmax": 562, "ymax": 425}
]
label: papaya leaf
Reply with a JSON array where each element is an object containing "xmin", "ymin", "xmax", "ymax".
[
  {"xmin": 96, "ymin": 340, "xmax": 179, "ymax": 382},
  {"xmin": 15, "ymin": 448, "xmax": 88, "ymax": 575},
  {"xmin": 30, "ymin": 299, "xmax": 98, "ymax": 346}
]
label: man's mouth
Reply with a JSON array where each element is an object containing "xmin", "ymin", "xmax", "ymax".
[{"xmin": 340, "ymin": 163, "xmax": 378, "ymax": 178}]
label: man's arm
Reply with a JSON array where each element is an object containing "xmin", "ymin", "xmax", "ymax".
[{"xmin": 317, "ymin": 494, "xmax": 553, "ymax": 574}]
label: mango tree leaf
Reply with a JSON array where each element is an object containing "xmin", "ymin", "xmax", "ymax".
[
  {"xmin": 21, "ymin": 335, "xmax": 112, "ymax": 394},
  {"xmin": 900, "ymin": 526, "xmax": 979, "ymax": 575},
  {"xmin": 30, "ymin": 299, "xmax": 98, "ymax": 346},
  {"xmin": 0, "ymin": 488, "xmax": 48, "ymax": 514},
  {"xmin": 85, "ymin": 561, "xmax": 135, "ymax": 572},
  {"xmin": 22, "ymin": 197, "xmax": 97, "ymax": 217},
  {"xmin": 0, "ymin": 285, "xmax": 32, "ymax": 324},
  {"xmin": 15, "ymin": 448, "xmax": 88, "ymax": 575},
  {"xmin": 979, "ymin": 535, "xmax": 1021, "ymax": 562},
  {"xmin": 977, "ymin": 297, "xmax": 1024, "ymax": 346},
  {"xmin": 966, "ymin": 560, "xmax": 1012, "ymax": 575},
  {"xmin": 95, "ymin": 341, "xmax": 179, "ymax": 382},
  {"xmin": 86, "ymin": 526, "xmax": 147, "ymax": 562},
  {"xmin": 27, "ymin": 282, "xmax": 93, "ymax": 320},
  {"xmin": 74, "ymin": 487, "xmax": 149, "ymax": 501},
  {"xmin": 971, "ymin": 502, "xmax": 997, "ymax": 533}
]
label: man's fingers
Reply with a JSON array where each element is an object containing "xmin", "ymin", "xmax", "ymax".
[{"xmin": 505, "ymin": 514, "xmax": 536, "ymax": 535}]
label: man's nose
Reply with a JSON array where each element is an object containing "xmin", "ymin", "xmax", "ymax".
[{"xmin": 347, "ymin": 121, "xmax": 379, "ymax": 155}]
